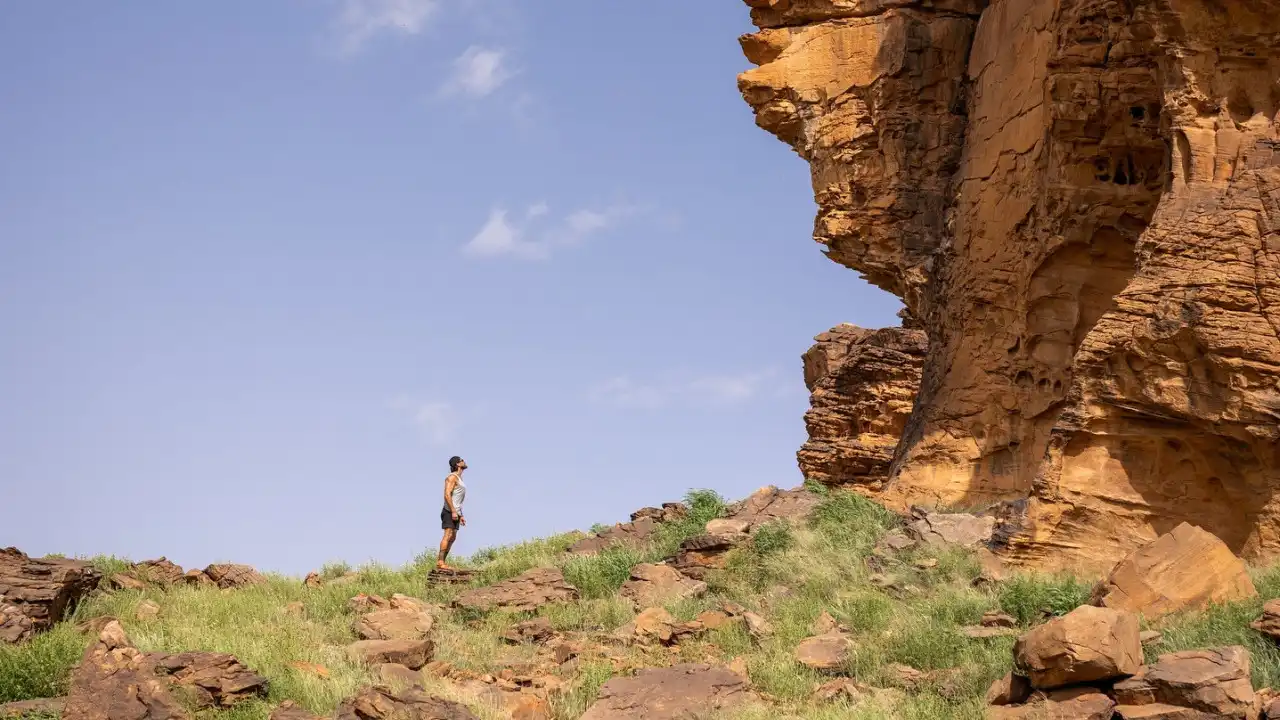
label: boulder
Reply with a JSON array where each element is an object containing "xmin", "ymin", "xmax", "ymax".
[
  {"xmin": 794, "ymin": 632, "xmax": 854, "ymax": 672},
  {"xmin": 985, "ymin": 672, "xmax": 1032, "ymax": 706},
  {"xmin": 983, "ymin": 611, "xmax": 1017, "ymax": 628},
  {"xmin": 0, "ymin": 698, "xmax": 66, "ymax": 718},
  {"xmin": 454, "ymin": 568, "xmax": 579, "ymax": 613},
  {"xmin": 62, "ymin": 620, "xmax": 191, "ymax": 720},
  {"xmin": 1112, "ymin": 646, "xmax": 1254, "ymax": 717},
  {"xmin": 347, "ymin": 639, "xmax": 434, "ymax": 670},
  {"xmin": 136, "ymin": 600, "xmax": 162, "ymax": 621},
  {"xmin": 618, "ymin": 564, "xmax": 706, "ymax": 608},
  {"xmin": 743, "ymin": 611, "xmax": 773, "ymax": 639},
  {"xmin": 334, "ymin": 685, "xmax": 479, "ymax": 720},
  {"xmin": 667, "ymin": 534, "xmax": 741, "ymax": 581},
  {"xmin": 183, "ymin": 569, "xmax": 214, "ymax": 587},
  {"xmin": 1013, "ymin": 605, "xmax": 1142, "ymax": 689},
  {"xmin": 378, "ymin": 662, "xmax": 423, "ymax": 686},
  {"xmin": 147, "ymin": 650, "xmax": 270, "ymax": 709},
  {"xmin": 988, "ymin": 689, "xmax": 1116, "ymax": 719},
  {"xmin": 203, "ymin": 564, "xmax": 265, "ymax": 589},
  {"xmin": 811, "ymin": 610, "xmax": 841, "ymax": 635},
  {"xmin": 501, "ymin": 617, "xmax": 556, "ymax": 645},
  {"xmin": 628, "ymin": 607, "xmax": 704, "ymax": 646},
  {"xmin": 579, "ymin": 663, "xmax": 750, "ymax": 719},
  {"xmin": 0, "ymin": 547, "xmax": 101, "ymax": 643},
  {"xmin": 905, "ymin": 508, "xmax": 995, "ymax": 549},
  {"xmin": 134, "ymin": 558, "xmax": 186, "ymax": 586},
  {"xmin": 723, "ymin": 486, "xmax": 821, "ymax": 531},
  {"xmin": 1253, "ymin": 599, "xmax": 1280, "ymax": 642},
  {"xmin": 705, "ymin": 518, "xmax": 752, "ymax": 536},
  {"xmin": 355, "ymin": 606, "xmax": 434, "ymax": 642},
  {"xmin": 1093, "ymin": 523, "xmax": 1257, "ymax": 620}
]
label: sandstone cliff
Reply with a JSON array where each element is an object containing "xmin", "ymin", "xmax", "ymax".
[{"xmin": 739, "ymin": 0, "xmax": 1280, "ymax": 572}]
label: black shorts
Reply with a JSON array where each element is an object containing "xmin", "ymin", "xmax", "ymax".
[{"xmin": 441, "ymin": 507, "xmax": 461, "ymax": 530}]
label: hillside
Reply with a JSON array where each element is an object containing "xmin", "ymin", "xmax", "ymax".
[{"xmin": 7, "ymin": 483, "xmax": 1280, "ymax": 719}]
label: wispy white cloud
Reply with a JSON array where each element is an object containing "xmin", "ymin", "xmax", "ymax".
[
  {"xmin": 587, "ymin": 377, "xmax": 668, "ymax": 410},
  {"xmin": 588, "ymin": 370, "xmax": 780, "ymax": 410},
  {"xmin": 333, "ymin": 0, "xmax": 439, "ymax": 56},
  {"xmin": 687, "ymin": 370, "xmax": 778, "ymax": 406},
  {"xmin": 440, "ymin": 46, "xmax": 514, "ymax": 98},
  {"xmin": 462, "ymin": 202, "xmax": 635, "ymax": 260},
  {"xmin": 390, "ymin": 397, "xmax": 458, "ymax": 445}
]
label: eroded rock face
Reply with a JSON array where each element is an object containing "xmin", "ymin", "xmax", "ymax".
[
  {"xmin": 0, "ymin": 548, "xmax": 101, "ymax": 643},
  {"xmin": 738, "ymin": 0, "xmax": 1280, "ymax": 573},
  {"xmin": 579, "ymin": 664, "xmax": 750, "ymax": 720},
  {"xmin": 800, "ymin": 324, "xmax": 928, "ymax": 491}
]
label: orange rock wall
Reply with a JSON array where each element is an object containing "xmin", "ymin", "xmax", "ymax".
[{"xmin": 740, "ymin": 0, "xmax": 1280, "ymax": 573}]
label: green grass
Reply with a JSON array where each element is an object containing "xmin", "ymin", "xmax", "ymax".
[
  {"xmin": 8, "ymin": 486, "xmax": 1280, "ymax": 720},
  {"xmin": 0, "ymin": 623, "xmax": 88, "ymax": 703}
]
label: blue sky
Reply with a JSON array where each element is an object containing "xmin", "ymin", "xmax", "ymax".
[{"xmin": 0, "ymin": 0, "xmax": 901, "ymax": 575}]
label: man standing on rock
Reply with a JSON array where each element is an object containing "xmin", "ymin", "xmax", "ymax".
[{"xmin": 436, "ymin": 456, "xmax": 467, "ymax": 570}]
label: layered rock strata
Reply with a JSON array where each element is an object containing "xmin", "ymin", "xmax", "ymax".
[
  {"xmin": 739, "ymin": 0, "xmax": 1280, "ymax": 572},
  {"xmin": 800, "ymin": 324, "xmax": 928, "ymax": 490}
]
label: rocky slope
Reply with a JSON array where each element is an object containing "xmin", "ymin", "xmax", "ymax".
[{"xmin": 738, "ymin": 0, "xmax": 1280, "ymax": 573}]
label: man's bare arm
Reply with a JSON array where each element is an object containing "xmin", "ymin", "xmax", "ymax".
[{"xmin": 443, "ymin": 474, "xmax": 458, "ymax": 517}]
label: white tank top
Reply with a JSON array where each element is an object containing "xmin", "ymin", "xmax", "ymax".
[{"xmin": 449, "ymin": 473, "xmax": 466, "ymax": 512}]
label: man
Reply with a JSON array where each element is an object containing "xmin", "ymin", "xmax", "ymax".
[{"xmin": 436, "ymin": 455, "xmax": 467, "ymax": 570}]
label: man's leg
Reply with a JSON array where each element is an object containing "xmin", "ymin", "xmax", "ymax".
[{"xmin": 437, "ymin": 528, "xmax": 456, "ymax": 568}]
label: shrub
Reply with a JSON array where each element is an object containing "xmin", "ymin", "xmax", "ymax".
[{"xmin": 996, "ymin": 573, "xmax": 1095, "ymax": 625}]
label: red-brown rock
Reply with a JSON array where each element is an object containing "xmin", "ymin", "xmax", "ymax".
[
  {"xmin": 333, "ymin": 685, "xmax": 479, "ymax": 720},
  {"xmin": 346, "ymin": 639, "xmax": 434, "ymax": 670},
  {"xmin": 61, "ymin": 620, "xmax": 190, "ymax": 720},
  {"xmin": 579, "ymin": 663, "xmax": 750, "ymax": 719},
  {"xmin": 569, "ymin": 504, "xmax": 686, "ymax": 556},
  {"xmin": 1013, "ymin": 605, "xmax": 1142, "ymax": 689},
  {"xmin": 800, "ymin": 325, "xmax": 928, "ymax": 491},
  {"xmin": 1112, "ymin": 646, "xmax": 1254, "ymax": 718},
  {"xmin": 147, "ymin": 650, "xmax": 269, "ymax": 708},
  {"xmin": 1094, "ymin": 523, "xmax": 1257, "ymax": 620},
  {"xmin": 618, "ymin": 564, "xmax": 706, "ymax": 609},
  {"xmin": 0, "ymin": 547, "xmax": 101, "ymax": 644},
  {"xmin": 203, "ymin": 564, "xmax": 265, "ymax": 589},
  {"xmin": 667, "ymin": 534, "xmax": 742, "ymax": 581},
  {"xmin": 454, "ymin": 568, "xmax": 579, "ymax": 613},
  {"xmin": 988, "ymin": 690, "xmax": 1116, "ymax": 719}
]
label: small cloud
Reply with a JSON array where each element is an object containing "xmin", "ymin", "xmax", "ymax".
[
  {"xmin": 687, "ymin": 370, "xmax": 777, "ymax": 406},
  {"xmin": 461, "ymin": 208, "xmax": 548, "ymax": 260},
  {"xmin": 334, "ymin": 0, "xmax": 439, "ymax": 56},
  {"xmin": 588, "ymin": 370, "xmax": 779, "ymax": 410},
  {"xmin": 441, "ymin": 46, "xmax": 514, "ymax": 98},
  {"xmin": 587, "ymin": 377, "xmax": 667, "ymax": 410},
  {"xmin": 462, "ymin": 202, "xmax": 635, "ymax": 260},
  {"xmin": 390, "ymin": 397, "xmax": 458, "ymax": 445}
]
